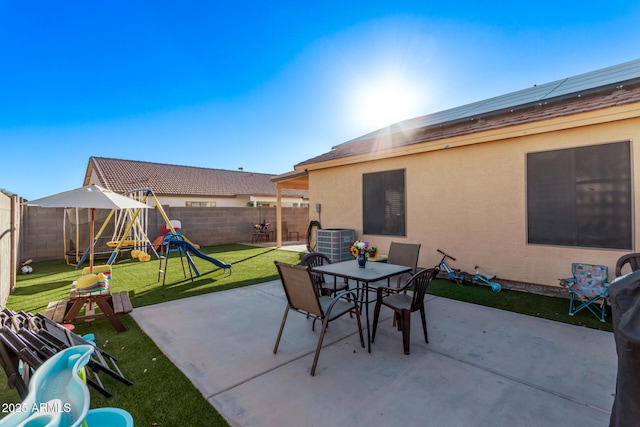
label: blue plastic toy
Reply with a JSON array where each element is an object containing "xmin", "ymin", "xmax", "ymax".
[{"xmin": 0, "ymin": 345, "xmax": 133, "ymax": 427}]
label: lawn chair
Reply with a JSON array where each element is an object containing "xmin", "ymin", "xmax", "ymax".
[
  {"xmin": 0, "ymin": 327, "xmax": 42, "ymax": 399},
  {"xmin": 273, "ymin": 261, "xmax": 364, "ymax": 376},
  {"xmin": 0, "ymin": 310, "xmax": 133, "ymax": 399},
  {"xmin": 559, "ymin": 263, "xmax": 610, "ymax": 322}
]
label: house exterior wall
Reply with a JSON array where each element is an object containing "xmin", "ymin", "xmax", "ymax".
[
  {"xmin": 154, "ymin": 195, "xmax": 245, "ymax": 207},
  {"xmin": 306, "ymin": 113, "xmax": 640, "ymax": 290}
]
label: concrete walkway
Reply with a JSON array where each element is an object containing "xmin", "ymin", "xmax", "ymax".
[{"xmin": 131, "ymin": 280, "xmax": 617, "ymax": 427}]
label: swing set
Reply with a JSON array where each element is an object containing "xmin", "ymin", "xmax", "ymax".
[{"xmin": 64, "ymin": 188, "xmax": 179, "ymax": 268}]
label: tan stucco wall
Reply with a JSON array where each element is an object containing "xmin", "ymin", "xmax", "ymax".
[{"xmin": 308, "ymin": 114, "xmax": 640, "ymax": 290}]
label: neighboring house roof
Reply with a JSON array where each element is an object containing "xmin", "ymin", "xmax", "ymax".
[
  {"xmin": 296, "ymin": 59, "xmax": 640, "ymax": 167},
  {"xmin": 85, "ymin": 157, "xmax": 309, "ymax": 199}
]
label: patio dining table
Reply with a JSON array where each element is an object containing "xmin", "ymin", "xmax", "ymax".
[{"xmin": 311, "ymin": 259, "xmax": 412, "ymax": 353}]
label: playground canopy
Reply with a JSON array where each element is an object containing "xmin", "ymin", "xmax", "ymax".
[{"xmin": 28, "ymin": 185, "xmax": 151, "ymax": 272}]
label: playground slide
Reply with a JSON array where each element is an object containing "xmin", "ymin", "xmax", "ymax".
[
  {"xmin": 152, "ymin": 235, "xmax": 164, "ymax": 251},
  {"xmin": 173, "ymin": 240, "xmax": 232, "ymax": 272}
]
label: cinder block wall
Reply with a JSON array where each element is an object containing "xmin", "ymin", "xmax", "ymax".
[
  {"xmin": 21, "ymin": 206, "xmax": 309, "ymax": 262},
  {"xmin": 154, "ymin": 206, "xmax": 308, "ymax": 246},
  {"xmin": 22, "ymin": 207, "xmax": 66, "ymax": 262}
]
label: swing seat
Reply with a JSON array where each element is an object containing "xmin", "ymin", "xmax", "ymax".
[{"xmin": 559, "ymin": 263, "xmax": 610, "ymax": 322}]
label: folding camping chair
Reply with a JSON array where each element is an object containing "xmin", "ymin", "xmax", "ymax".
[
  {"xmin": 559, "ymin": 263, "xmax": 610, "ymax": 322},
  {"xmin": 0, "ymin": 310, "xmax": 133, "ymax": 399}
]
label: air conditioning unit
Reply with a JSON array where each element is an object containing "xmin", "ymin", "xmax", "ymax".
[{"xmin": 316, "ymin": 229, "xmax": 355, "ymax": 263}]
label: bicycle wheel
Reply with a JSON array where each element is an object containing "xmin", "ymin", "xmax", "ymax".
[
  {"xmin": 488, "ymin": 280, "xmax": 502, "ymax": 292},
  {"xmin": 306, "ymin": 221, "xmax": 321, "ymax": 252}
]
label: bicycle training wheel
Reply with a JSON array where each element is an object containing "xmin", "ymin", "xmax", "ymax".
[{"xmin": 306, "ymin": 221, "xmax": 321, "ymax": 252}]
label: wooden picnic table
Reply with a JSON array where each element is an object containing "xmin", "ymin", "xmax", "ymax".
[{"xmin": 45, "ymin": 284, "xmax": 133, "ymax": 332}]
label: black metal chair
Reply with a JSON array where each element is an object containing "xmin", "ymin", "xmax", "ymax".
[
  {"xmin": 372, "ymin": 268, "xmax": 439, "ymax": 355},
  {"xmin": 273, "ymin": 261, "xmax": 363, "ymax": 376},
  {"xmin": 300, "ymin": 252, "xmax": 349, "ymax": 297}
]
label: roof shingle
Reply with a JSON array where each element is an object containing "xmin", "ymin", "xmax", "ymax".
[
  {"xmin": 297, "ymin": 65, "xmax": 640, "ymax": 167},
  {"xmin": 87, "ymin": 157, "xmax": 308, "ymax": 198}
]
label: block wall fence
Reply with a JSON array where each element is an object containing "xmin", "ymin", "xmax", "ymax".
[
  {"xmin": 19, "ymin": 205, "xmax": 310, "ymax": 263},
  {"xmin": 0, "ymin": 193, "xmax": 23, "ymax": 308}
]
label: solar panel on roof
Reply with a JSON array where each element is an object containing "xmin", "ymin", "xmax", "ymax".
[{"xmin": 340, "ymin": 58, "xmax": 640, "ymax": 147}]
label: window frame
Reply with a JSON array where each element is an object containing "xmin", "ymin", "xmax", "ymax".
[
  {"xmin": 526, "ymin": 140, "xmax": 633, "ymax": 250},
  {"xmin": 362, "ymin": 169, "xmax": 407, "ymax": 236}
]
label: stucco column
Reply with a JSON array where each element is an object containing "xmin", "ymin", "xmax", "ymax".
[{"xmin": 276, "ymin": 184, "xmax": 282, "ymax": 248}]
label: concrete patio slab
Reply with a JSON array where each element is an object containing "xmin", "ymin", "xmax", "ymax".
[{"xmin": 131, "ymin": 280, "xmax": 617, "ymax": 427}]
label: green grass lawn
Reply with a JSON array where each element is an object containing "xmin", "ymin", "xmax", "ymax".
[
  {"xmin": 1, "ymin": 244, "xmax": 613, "ymax": 425},
  {"xmin": 427, "ymin": 278, "xmax": 613, "ymax": 332},
  {"xmin": 1, "ymin": 244, "xmax": 302, "ymax": 426}
]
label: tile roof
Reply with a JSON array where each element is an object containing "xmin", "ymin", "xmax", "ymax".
[
  {"xmin": 86, "ymin": 157, "xmax": 308, "ymax": 198},
  {"xmin": 297, "ymin": 62, "xmax": 640, "ymax": 167}
]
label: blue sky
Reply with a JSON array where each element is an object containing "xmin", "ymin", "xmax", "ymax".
[{"xmin": 2, "ymin": 1, "xmax": 640, "ymax": 200}]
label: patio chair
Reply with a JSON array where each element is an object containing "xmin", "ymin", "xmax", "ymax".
[
  {"xmin": 250, "ymin": 223, "xmax": 268, "ymax": 243},
  {"xmin": 370, "ymin": 242, "xmax": 421, "ymax": 291},
  {"xmin": 300, "ymin": 252, "xmax": 349, "ymax": 297},
  {"xmin": 559, "ymin": 263, "xmax": 610, "ymax": 322},
  {"xmin": 0, "ymin": 327, "xmax": 42, "ymax": 399},
  {"xmin": 273, "ymin": 261, "xmax": 364, "ymax": 376},
  {"xmin": 388, "ymin": 242, "xmax": 421, "ymax": 280},
  {"xmin": 281, "ymin": 221, "xmax": 300, "ymax": 241},
  {"xmin": 615, "ymin": 253, "xmax": 640, "ymax": 277},
  {"xmin": 372, "ymin": 268, "xmax": 439, "ymax": 355}
]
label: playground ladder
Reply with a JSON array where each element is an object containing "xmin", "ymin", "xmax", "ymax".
[{"xmin": 157, "ymin": 239, "xmax": 198, "ymax": 286}]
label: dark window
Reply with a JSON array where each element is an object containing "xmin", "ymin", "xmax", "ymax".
[
  {"xmin": 526, "ymin": 141, "xmax": 632, "ymax": 249},
  {"xmin": 363, "ymin": 169, "xmax": 406, "ymax": 236}
]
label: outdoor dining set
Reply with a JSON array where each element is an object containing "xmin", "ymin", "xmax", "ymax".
[
  {"xmin": 273, "ymin": 240, "xmax": 640, "ymax": 386},
  {"xmin": 273, "ymin": 241, "xmax": 433, "ymax": 376}
]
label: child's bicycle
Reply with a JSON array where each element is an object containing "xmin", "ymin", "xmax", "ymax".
[
  {"xmin": 435, "ymin": 249, "xmax": 469, "ymax": 284},
  {"xmin": 436, "ymin": 249, "xmax": 501, "ymax": 292},
  {"xmin": 472, "ymin": 265, "xmax": 501, "ymax": 292}
]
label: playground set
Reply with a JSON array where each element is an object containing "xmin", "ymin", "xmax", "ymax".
[
  {"xmin": 41, "ymin": 188, "xmax": 230, "ymax": 339},
  {"xmin": 63, "ymin": 188, "xmax": 231, "ymax": 281},
  {"xmin": 155, "ymin": 220, "xmax": 232, "ymax": 285}
]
